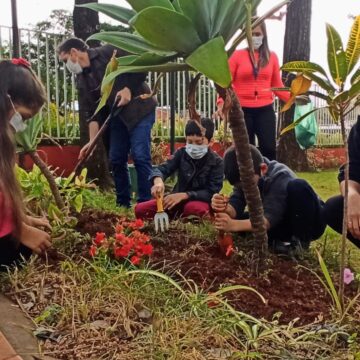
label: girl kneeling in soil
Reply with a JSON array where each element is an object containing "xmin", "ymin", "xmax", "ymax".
[
  {"xmin": 212, "ymin": 145, "xmax": 326, "ymax": 255},
  {"xmin": 135, "ymin": 118, "xmax": 224, "ymax": 220},
  {"xmin": 0, "ymin": 59, "xmax": 51, "ymax": 269}
]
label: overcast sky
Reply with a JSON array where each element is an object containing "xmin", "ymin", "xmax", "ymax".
[{"xmin": 0, "ymin": 0, "xmax": 358, "ymax": 69}]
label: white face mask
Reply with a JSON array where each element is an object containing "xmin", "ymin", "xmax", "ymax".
[
  {"xmin": 185, "ymin": 143, "xmax": 208, "ymax": 160},
  {"xmin": 252, "ymin": 35, "xmax": 264, "ymax": 50},
  {"xmin": 8, "ymin": 96, "xmax": 27, "ymax": 132},
  {"xmin": 66, "ymin": 58, "xmax": 83, "ymax": 74}
]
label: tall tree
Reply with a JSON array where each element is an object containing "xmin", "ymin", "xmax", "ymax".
[
  {"xmin": 277, "ymin": 0, "xmax": 312, "ymax": 170},
  {"xmin": 73, "ymin": 0, "xmax": 113, "ymax": 189}
]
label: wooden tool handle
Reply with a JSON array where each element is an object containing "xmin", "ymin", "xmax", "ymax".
[{"xmin": 156, "ymin": 195, "xmax": 164, "ymax": 212}]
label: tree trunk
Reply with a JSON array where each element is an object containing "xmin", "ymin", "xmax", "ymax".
[
  {"xmin": 277, "ymin": 0, "xmax": 312, "ymax": 171},
  {"xmin": 29, "ymin": 151, "xmax": 65, "ymax": 210},
  {"xmin": 339, "ymin": 111, "xmax": 348, "ymax": 310},
  {"xmin": 218, "ymin": 87, "xmax": 268, "ymax": 253},
  {"xmin": 73, "ymin": 0, "xmax": 113, "ymax": 189}
]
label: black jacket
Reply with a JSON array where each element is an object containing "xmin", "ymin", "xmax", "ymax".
[
  {"xmin": 229, "ymin": 158, "xmax": 297, "ymax": 227},
  {"xmin": 150, "ymin": 147, "xmax": 224, "ymax": 203},
  {"xmin": 76, "ymin": 45, "xmax": 157, "ymax": 131},
  {"xmin": 338, "ymin": 115, "xmax": 360, "ymax": 183}
]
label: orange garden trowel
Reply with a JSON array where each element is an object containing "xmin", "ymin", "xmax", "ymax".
[{"xmin": 154, "ymin": 194, "xmax": 169, "ymax": 233}]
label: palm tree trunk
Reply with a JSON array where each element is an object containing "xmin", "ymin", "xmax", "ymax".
[
  {"xmin": 29, "ymin": 151, "xmax": 65, "ymax": 210},
  {"xmin": 338, "ymin": 111, "xmax": 348, "ymax": 309},
  {"xmin": 226, "ymin": 88, "xmax": 268, "ymax": 252}
]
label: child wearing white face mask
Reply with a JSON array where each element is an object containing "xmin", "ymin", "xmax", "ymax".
[
  {"xmin": 135, "ymin": 118, "xmax": 224, "ymax": 220},
  {"xmin": 0, "ymin": 59, "xmax": 52, "ymax": 269},
  {"xmin": 215, "ymin": 18, "xmax": 290, "ymax": 161}
]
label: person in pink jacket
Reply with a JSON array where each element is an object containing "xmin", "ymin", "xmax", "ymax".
[{"xmin": 217, "ymin": 19, "xmax": 290, "ymax": 160}]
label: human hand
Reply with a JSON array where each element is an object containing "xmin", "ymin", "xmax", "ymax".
[
  {"xmin": 347, "ymin": 192, "xmax": 360, "ymax": 239},
  {"xmin": 163, "ymin": 193, "xmax": 188, "ymax": 210},
  {"xmin": 151, "ymin": 181, "xmax": 165, "ymax": 198},
  {"xmin": 116, "ymin": 87, "xmax": 132, "ymax": 107},
  {"xmin": 214, "ymin": 213, "xmax": 237, "ymax": 232},
  {"xmin": 78, "ymin": 142, "xmax": 94, "ymax": 160},
  {"xmin": 20, "ymin": 223, "xmax": 52, "ymax": 255},
  {"xmin": 27, "ymin": 216, "xmax": 52, "ymax": 231},
  {"xmin": 211, "ymin": 193, "xmax": 229, "ymax": 213}
]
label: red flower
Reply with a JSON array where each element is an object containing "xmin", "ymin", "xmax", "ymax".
[
  {"xmin": 130, "ymin": 255, "xmax": 141, "ymax": 265},
  {"xmin": 11, "ymin": 57, "xmax": 31, "ymax": 68},
  {"xmin": 115, "ymin": 233, "xmax": 126, "ymax": 244},
  {"xmin": 114, "ymin": 245, "xmax": 132, "ymax": 258},
  {"xmin": 141, "ymin": 243, "xmax": 153, "ymax": 256},
  {"xmin": 89, "ymin": 245, "xmax": 97, "ymax": 257},
  {"xmin": 94, "ymin": 232, "xmax": 106, "ymax": 245}
]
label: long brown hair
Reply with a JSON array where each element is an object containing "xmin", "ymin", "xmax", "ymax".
[
  {"xmin": 251, "ymin": 17, "xmax": 270, "ymax": 68},
  {"xmin": 0, "ymin": 60, "xmax": 46, "ymax": 235}
]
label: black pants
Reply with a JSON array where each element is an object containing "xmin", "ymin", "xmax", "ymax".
[
  {"xmin": 0, "ymin": 234, "xmax": 32, "ymax": 270},
  {"xmin": 267, "ymin": 179, "xmax": 326, "ymax": 246},
  {"xmin": 243, "ymin": 104, "xmax": 276, "ymax": 160},
  {"xmin": 324, "ymin": 195, "xmax": 360, "ymax": 248}
]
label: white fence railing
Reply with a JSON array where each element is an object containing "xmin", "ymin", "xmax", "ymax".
[{"xmin": 1, "ymin": 25, "xmax": 359, "ymax": 146}]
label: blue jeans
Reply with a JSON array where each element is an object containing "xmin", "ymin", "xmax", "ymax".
[{"xmin": 109, "ymin": 111, "xmax": 155, "ymax": 207}]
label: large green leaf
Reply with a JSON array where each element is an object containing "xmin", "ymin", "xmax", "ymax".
[
  {"xmin": 326, "ymin": 23, "xmax": 348, "ymax": 86},
  {"xmin": 16, "ymin": 114, "xmax": 43, "ymax": 152},
  {"xmin": 185, "ymin": 37, "xmax": 231, "ymax": 88},
  {"xmin": 129, "ymin": 7, "xmax": 201, "ymax": 54},
  {"xmin": 303, "ymin": 71, "xmax": 336, "ymax": 94},
  {"xmin": 177, "ymin": 0, "xmax": 212, "ymax": 42},
  {"xmin": 87, "ymin": 32, "xmax": 175, "ymax": 56},
  {"xmin": 118, "ymin": 52, "xmax": 176, "ymax": 66},
  {"xmin": 345, "ymin": 15, "xmax": 360, "ymax": 74},
  {"xmin": 281, "ymin": 61, "xmax": 329, "ymax": 78},
  {"xmin": 126, "ymin": 0, "xmax": 174, "ymax": 12},
  {"xmin": 102, "ymin": 62, "xmax": 190, "ymax": 87},
  {"xmin": 349, "ymin": 79, "xmax": 360, "ymax": 100},
  {"xmin": 210, "ymin": 0, "xmax": 234, "ymax": 37},
  {"xmin": 78, "ymin": 3, "xmax": 135, "ymax": 25}
]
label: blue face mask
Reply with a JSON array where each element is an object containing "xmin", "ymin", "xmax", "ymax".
[{"xmin": 185, "ymin": 143, "xmax": 208, "ymax": 159}]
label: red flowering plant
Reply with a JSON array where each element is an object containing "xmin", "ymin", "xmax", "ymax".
[{"xmin": 88, "ymin": 218, "xmax": 153, "ymax": 266}]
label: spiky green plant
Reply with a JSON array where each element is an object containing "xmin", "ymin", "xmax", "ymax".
[
  {"xmin": 280, "ymin": 15, "xmax": 360, "ymax": 305},
  {"xmin": 16, "ymin": 114, "xmax": 65, "ymax": 209},
  {"xmin": 80, "ymin": 0, "xmax": 290, "ymax": 251}
]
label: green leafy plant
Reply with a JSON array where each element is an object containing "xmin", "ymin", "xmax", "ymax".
[
  {"xmin": 16, "ymin": 113, "xmax": 65, "ymax": 209},
  {"xmin": 81, "ymin": 0, "xmax": 290, "ymax": 251},
  {"xmin": 16, "ymin": 165, "xmax": 95, "ymax": 226},
  {"xmin": 280, "ymin": 15, "xmax": 360, "ymax": 305}
]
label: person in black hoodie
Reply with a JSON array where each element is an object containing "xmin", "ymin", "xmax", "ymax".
[
  {"xmin": 57, "ymin": 38, "xmax": 157, "ymax": 208},
  {"xmin": 135, "ymin": 118, "xmax": 224, "ymax": 219},
  {"xmin": 212, "ymin": 145, "xmax": 326, "ymax": 253},
  {"xmin": 324, "ymin": 116, "xmax": 360, "ymax": 248}
]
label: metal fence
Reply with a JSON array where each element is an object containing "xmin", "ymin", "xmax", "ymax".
[{"xmin": 1, "ymin": 25, "xmax": 359, "ymax": 146}]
